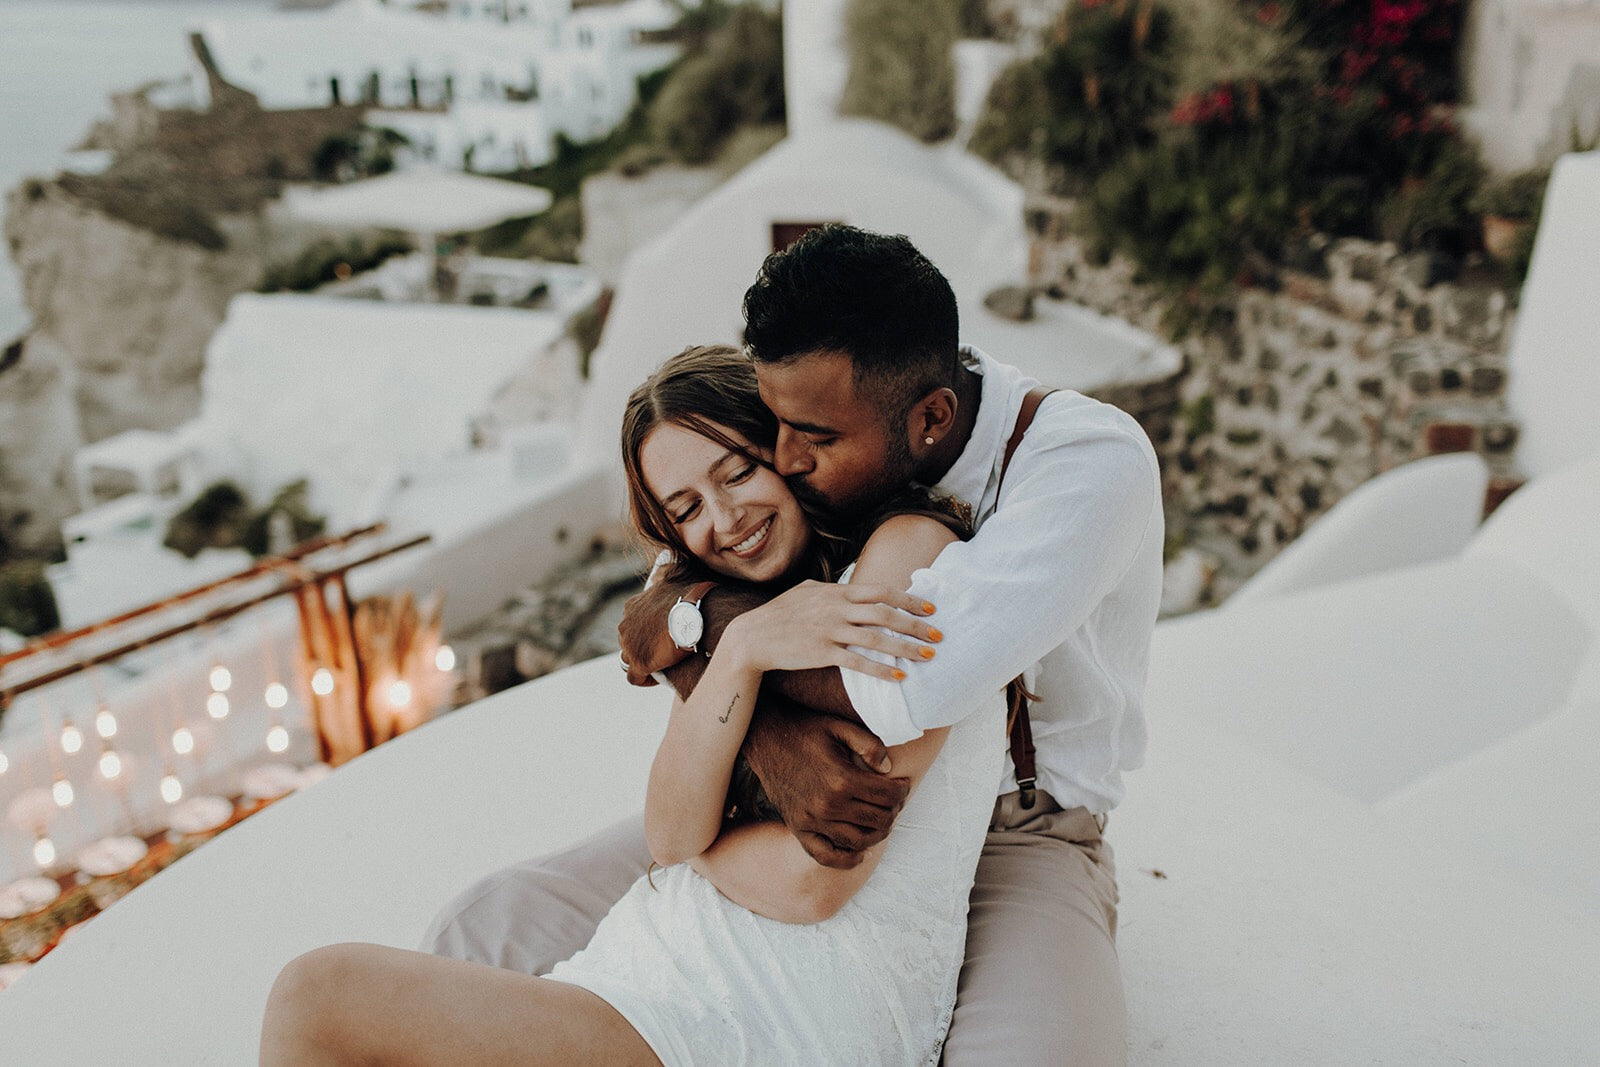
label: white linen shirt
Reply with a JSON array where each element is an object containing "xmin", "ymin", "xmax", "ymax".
[{"xmin": 842, "ymin": 347, "xmax": 1163, "ymax": 813}]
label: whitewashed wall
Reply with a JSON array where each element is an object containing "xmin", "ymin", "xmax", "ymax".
[{"xmin": 1462, "ymin": 0, "xmax": 1600, "ymax": 172}]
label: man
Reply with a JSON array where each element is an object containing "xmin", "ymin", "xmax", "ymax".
[{"xmin": 425, "ymin": 225, "xmax": 1162, "ymax": 1063}]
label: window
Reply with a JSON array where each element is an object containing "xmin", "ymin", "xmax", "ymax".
[{"xmin": 771, "ymin": 222, "xmax": 838, "ymax": 254}]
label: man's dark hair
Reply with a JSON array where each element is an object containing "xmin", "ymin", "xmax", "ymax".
[{"xmin": 742, "ymin": 225, "xmax": 961, "ymax": 422}]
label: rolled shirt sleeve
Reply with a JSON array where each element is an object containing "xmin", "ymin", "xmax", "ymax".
[{"xmin": 843, "ymin": 416, "xmax": 1160, "ymax": 745}]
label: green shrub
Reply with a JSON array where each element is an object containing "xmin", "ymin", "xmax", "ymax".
[
  {"xmin": 259, "ymin": 234, "xmax": 413, "ymax": 292},
  {"xmin": 649, "ymin": 3, "xmax": 785, "ymax": 163},
  {"xmin": 241, "ymin": 480, "xmax": 326, "ymax": 557},
  {"xmin": 1471, "ymin": 169, "xmax": 1549, "ymax": 221},
  {"xmin": 970, "ymin": 0, "xmax": 1176, "ymax": 186},
  {"xmin": 569, "ymin": 289, "xmax": 612, "ymax": 379},
  {"xmin": 839, "ymin": 0, "xmax": 960, "ymax": 142},
  {"xmin": 0, "ymin": 560, "xmax": 60, "ymax": 637},
  {"xmin": 968, "ymin": 61, "xmax": 1053, "ymax": 165},
  {"xmin": 1378, "ymin": 136, "xmax": 1484, "ymax": 257},
  {"xmin": 983, "ymin": 0, "xmax": 1489, "ymax": 291},
  {"xmin": 164, "ymin": 482, "xmax": 252, "ymax": 559},
  {"xmin": 311, "ymin": 127, "xmax": 404, "ymax": 182},
  {"xmin": 473, "ymin": 196, "xmax": 583, "ymax": 263}
]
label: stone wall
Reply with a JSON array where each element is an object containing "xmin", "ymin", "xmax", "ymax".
[
  {"xmin": 449, "ymin": 531, "xmax": 649, "ymax": 699},
  {"xmin": 1028, "ymin": 200, "xmax": 1519, "ymax": 600}
]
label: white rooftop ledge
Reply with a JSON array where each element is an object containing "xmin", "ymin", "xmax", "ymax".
[{"xmin": 5, "ymin": 514, "xmax": 1599, "ymax": 1061}]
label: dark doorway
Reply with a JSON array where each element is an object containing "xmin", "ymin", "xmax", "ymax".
[{"xmin": 770, "ymin": 221, "xmax": 838, "ymax": 254}]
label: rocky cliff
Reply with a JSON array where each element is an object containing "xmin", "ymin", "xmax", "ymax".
[
  {"xmin": 0, "ymin": 184, "xmax": 283, "ymax": 552},
  {"xmin": 0, "ymin": 58, "xmax": 369, "ymax": 555}
]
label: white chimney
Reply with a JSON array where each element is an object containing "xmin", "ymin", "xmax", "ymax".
[{"xmin": 783, "ymin": 0, "xmax": 852, "ymax": 137}]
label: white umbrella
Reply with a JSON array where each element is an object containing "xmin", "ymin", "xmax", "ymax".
[{"xmin": 283, "ymin": 167, "xmax": 554, "ymax": 299}]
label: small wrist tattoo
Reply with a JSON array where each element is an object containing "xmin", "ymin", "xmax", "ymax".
[{"xmin": 720, "ymin": 695, "xmax": 736, "ymax": 724}]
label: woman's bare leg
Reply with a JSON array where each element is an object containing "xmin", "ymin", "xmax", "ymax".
[{"xmin": 261, "ymin": 942, "xmax": 660, "ymax": 1066}]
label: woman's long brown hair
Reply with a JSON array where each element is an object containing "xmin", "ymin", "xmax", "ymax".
[{"xmin": 620, "ymin": 344, "xmax": 781, "ymax": 584}]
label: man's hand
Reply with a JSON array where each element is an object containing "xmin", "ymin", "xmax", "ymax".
[
  {"xmin": 743, "ymin": 702, "xmax": 911, "ymax": 869},
  {"xmin": 617, "ymin": 580, "xmax": 695, "ymax": 686},
  {"xmin": 620, "ymin": 575, "xmax": 937, "ymax": 692}
]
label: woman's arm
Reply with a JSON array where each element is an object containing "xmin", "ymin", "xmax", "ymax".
[
  {"xmin": 688, "ymin": 724, "xmax": 949, "ymax": 922},
  {"xmin": 646, "ymin": 514, "xmax": 951, "ymax": 865},
  {"xmin": 685, "ymin": 514, "xmax": 962, "ymax": 921},
  {"xmin": 645, "ymin": 646, "xmax": 764, "ymax": 867}
]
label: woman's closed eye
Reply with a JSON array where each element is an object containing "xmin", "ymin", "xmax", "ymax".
[
  {"xmin": 727, "ymin": 461, "xmax": 758, "ymax": 484},
  {"xmin": 670, "ymin": 499, "xmax": 700, "ymax": 525}
]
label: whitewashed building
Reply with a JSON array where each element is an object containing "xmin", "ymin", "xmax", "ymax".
[
  {"xmin": 194, "ymin": 0, "xmax": 683, "ymax": 171},
  {"xmin": 1462, "ymin": 0, "xmax": 1600, "ymax": 172},
  {"xmin": 576, "ymin": 0, "xmax": 1177, "ymax": 477}
]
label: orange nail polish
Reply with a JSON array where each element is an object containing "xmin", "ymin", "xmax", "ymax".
[
  {"xmin": 891, "ymin": 668, "xmax": 907, "ymax": 681},
  {"xmin": 918, "ymin": 646, "xmax": 936, "ymax": 660},
  {"xmin": 922, "ymin": 602, "xmax": 936, "ymax": 615},
  {"xmin": 927, "ymin": 628, "xmax": 943, "ymax": 643}
]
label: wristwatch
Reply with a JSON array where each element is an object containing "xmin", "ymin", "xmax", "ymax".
[{"xmin": 666, "ymin": 581, "xmax": 718, "ymax": 652}]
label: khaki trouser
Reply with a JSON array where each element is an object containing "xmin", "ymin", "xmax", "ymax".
[{"xmin": 422, "ymin": 792, "xmax": 1126, "ymax": 1065}]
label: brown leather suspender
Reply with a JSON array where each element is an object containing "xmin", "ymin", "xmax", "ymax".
[{"xmin": 999, "ymin": 387, "xmax": 1056, "ymax": 809}]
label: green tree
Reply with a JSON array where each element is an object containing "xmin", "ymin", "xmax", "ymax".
[
  {"xmin": 839, "ymin": 0, "xmax": 960, "ymax": 143},
  {"xmin": 163, "ymin": 482, "xmax": 253, "ymax": 559},
  {"xmin": 649, "ymin": 4, "xmax": 785, "ymax": 163},
  {"xmin": 0, "ymin": 561, "xmax": 60, "ymax": 637}
]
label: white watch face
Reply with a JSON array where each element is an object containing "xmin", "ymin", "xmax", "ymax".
[{"xmin": 667, "ymin": 599, "xmax": 704, "ymax": 650}]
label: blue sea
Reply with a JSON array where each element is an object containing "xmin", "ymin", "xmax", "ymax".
[{"xmin": 0, "ymin": 0, "xmax": 272, "ymax": 342}]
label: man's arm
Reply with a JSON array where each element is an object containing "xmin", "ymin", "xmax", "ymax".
[
  {"xmin": 619, "ymin": 579, "xmax": 932, "ymax": 716},
  {"xmin": 842, "ymin": 406, "xmax": 1163, "ymax": 747},
  {"xmin": 686, "ymin": 723, "xmax": 949, "ymax": 923},
  {"xmin": 617, "ymin": 518, "xmax": 960, "ymax": 869},
  {"xmin": 618, "ymin": 581, "xmax": 855, "ymax": 716}
]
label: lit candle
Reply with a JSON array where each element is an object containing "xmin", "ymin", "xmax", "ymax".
[
  {"xmin": 206, "ymin": 692, "xmax": 231, "ymax": 720},
  {"xmin": 172, "ymin": 726, "xmax": 195, "ymax": 755},
  {"xmin": 78, "ymin": 834, "xmax": 150, "ymax": 910},
  {"xmin": 0, "ymin": 876, "xmax": 60, "ymax": 918},
  {"xmin": 32, "ymin": 836, "xmax": 55, "ymax": 869},
  {"xmin": 160, "ymin": 773, "xmax": 184, "ymax": 804},
  {"xmin": 77, "ymin": 835, "xmax": 147, "ymax": 877},
  {"xmin": 99, "ymin": 750, "xmax": 123, "ymax": 780},
  {"xmin": 265, "ymin": 682, "xmax": 289, "ymax": 709},
  {"xmin": 60, "ymin": 721, "xmax": 84, "ymax": 754},
  {"xmin": 95, "ymin": 706, "xmax": 117, "ymax": 739},
  {"xmin": 387, "ymin": 679, "xmax": 413, "ymax": 707},
  {"xmin": 311, "ymin": 668, "xmax": 335, "ymax": 696},
  {"xmin": 435, "ymin": 645, "xmax": 457, "ymax": 672},
  {"xmin": 167, "ymin": 795, "xmax": 233, "ymax": 836},
  {"xmin": 242, "ymin": 762, "xmax": 301, "ymax": 802},
  {"xmin": 51, "ymin": 776, "xmax": 74, "ymax": 809},
  {"xmin": 209, "ymin": 664, "xmax": 233, "ymax": 692},
  {"xmin": 266, "ymin": 724, "xmax": 290, "ymax": 753}
]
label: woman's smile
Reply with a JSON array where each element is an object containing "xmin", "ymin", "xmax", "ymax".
[
  {"xmin": 724, "ymin": 515, "xmax": 774, "ymax": 558},
  {"xmin": 639, "ymin": 421, "xmax": 811, "ymax": 583}
]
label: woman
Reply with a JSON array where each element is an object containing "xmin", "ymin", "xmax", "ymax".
[{"xmin": 260, "ymin": 346, "xmax": 1005, "ymax": 1065}]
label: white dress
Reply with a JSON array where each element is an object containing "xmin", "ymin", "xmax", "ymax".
[{"xmin": 546, "ymin": 663, "xmax": 1005, "ymax": 1064}]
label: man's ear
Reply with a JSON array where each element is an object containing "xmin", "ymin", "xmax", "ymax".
[{"xmin": 907, "ymin": 387, "xmax": 958, "ymax": 446}]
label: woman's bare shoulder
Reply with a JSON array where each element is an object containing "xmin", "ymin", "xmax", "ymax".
[{"xmin": 854, "ymin": 514, "xmax": 960, "ymax": 584}]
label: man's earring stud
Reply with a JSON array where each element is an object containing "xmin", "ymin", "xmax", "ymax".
[{"xmin": 924, "ymin": 436, "xmax": 935, "ymax": 446}]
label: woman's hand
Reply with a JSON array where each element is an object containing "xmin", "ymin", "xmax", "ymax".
[{"xmin": 718, "ymin": 579, "xmax": 941, "ymax": 682}]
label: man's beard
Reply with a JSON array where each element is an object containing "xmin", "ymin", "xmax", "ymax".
[{"xmin": 785, "ymin": 429, "xmax": 917, "ymax": 523}]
